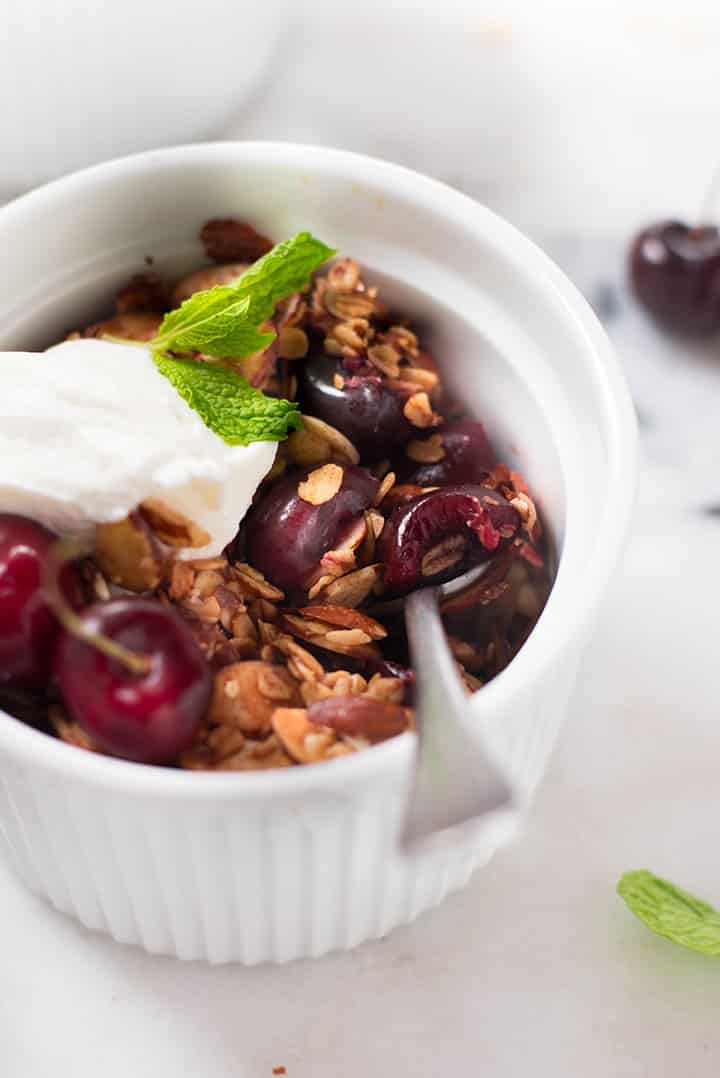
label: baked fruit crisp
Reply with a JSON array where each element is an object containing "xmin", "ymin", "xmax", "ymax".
[{"xmin": 0, "ymin": 220, "xmax": 550, "ymax": 770}]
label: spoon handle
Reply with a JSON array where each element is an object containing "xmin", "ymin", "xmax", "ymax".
[{"xmin": 401, "ymin": 585, "xmax": 513, "ymax": 848}]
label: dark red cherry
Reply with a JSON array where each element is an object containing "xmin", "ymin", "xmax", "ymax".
[
  {"xmin": 629, "ymin": 220, "xmax": 720, "ymax": 335},
  {"xmin": 378, "ymin": 485, "xmax": 521, "ymax": 594},
  {"xmin": 54, "ymin": 598, "xmax": 211, "ymax": 764},
  {"xmin": 244, "ymin": 464, "xmax": 379, "ymax": 592},
  {"xmin": 298, "ymin": 348, "xmax": 414, "ymax": 462},
  {"xmin": 404, "ymin": 419, "xmax": 497, "ymax": 486},
  {"xmin": 0, "ymin": 514, "xmax": 81, "ymax": 689}
]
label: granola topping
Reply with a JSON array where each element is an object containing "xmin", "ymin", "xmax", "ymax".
[{"xmin": 2, "ymin": 218, "xmax": 552, "ymax": 773}]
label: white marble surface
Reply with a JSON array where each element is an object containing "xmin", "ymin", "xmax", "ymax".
[{"xmin": 5, "ymin": 8, "xmax": 720, "ymax": 1076}]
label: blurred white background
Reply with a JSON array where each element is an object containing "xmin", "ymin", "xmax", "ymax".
[{"xmin": 3, "ymin": 2, "xmax": 720, "ymax": 239}]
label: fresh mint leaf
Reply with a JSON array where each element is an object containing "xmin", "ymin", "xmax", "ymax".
[
  {"xmin": 617, "ymin": 869, "xmax": 720, "ymax": 955},
  {"xmin": 152, "ymin": 231, "xmax": 335, "ymax": 359},
  {"xmin": 153, "ymin": 352, "xmax": 303, "ymax": 446}
]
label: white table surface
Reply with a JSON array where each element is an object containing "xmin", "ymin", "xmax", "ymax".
[{"xmin": 5, "ymin": 11, "xmax": 720, "ymax": 1074}]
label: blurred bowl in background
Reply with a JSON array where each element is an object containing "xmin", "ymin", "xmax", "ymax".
[{"xmin": 0, "ymin": 0, "xmax": 286, "ymax": 196}]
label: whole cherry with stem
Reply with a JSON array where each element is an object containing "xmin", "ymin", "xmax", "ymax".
[{"xmin": 47, "ymin": 537, "xmax": 211, "ymax": 764}]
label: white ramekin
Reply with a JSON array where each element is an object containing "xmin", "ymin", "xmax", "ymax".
[{"xmin": 0, "ymin": 143, "xmax": 636, "ymax": 963}]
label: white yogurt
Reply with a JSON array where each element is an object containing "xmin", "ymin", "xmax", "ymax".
[{"xmin": 0, "ymin": 339, "xmax": 277, "ymax": 558}]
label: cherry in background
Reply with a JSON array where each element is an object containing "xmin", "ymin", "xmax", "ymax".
[
  {"xmin": 0, "ymin": 514, "xmax": 80, "ymax": 689},
  {"xmin": 629, "ymin": 220, "xmax": 720, "ymax": 336}
]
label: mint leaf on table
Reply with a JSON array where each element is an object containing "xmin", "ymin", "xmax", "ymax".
[
  {"xmin": 617, "ymin": 869, "xmax": 720, "ymax": 955},
  {"xmin": 153, "ymin": 353, "xmax": 303, "ymax": 446},
  {"xmin": 152, "ymin": 231, "xmax": 336, "ymax": 359}
]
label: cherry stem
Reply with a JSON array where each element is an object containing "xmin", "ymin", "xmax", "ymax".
[{"xmin": 45, "ymin": 538, "xmax": 151, "ymax": 677}]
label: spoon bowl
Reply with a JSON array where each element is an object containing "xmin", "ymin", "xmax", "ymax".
[{"xmin": 401, "ymin": 562, "xmax": 514, "ymax": 849}]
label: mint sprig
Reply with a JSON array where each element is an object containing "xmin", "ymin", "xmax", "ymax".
[
  {"xmin": 152, "ymin": 231, "xmax": 336, "ymax": 359},
  {"xmin": 145, "ymin": 230, "xmax": 335, "ymax": 446},
  {"xmin": 617, "ymin": 870, "xmax": 720, "ymax": 955},
  {"xmin": 153, "ymin": 354, "xmax": 302, "ymax": 445}
]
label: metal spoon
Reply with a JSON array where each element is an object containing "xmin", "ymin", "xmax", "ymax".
[{"xmin": 401, "ymin": 562, "xmax": 514, "ymax": 849}]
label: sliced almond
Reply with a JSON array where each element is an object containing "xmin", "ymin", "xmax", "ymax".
[
  {"xmin": 312, "ymin": 564, "xmax": 382, "ymax": 608},
  {"xmin": 299, "ymin": 605, "xmax": 387, "ymax": 640},
  {"xmin": 324, "ymin": 628, "xmax": 372, "ymax": 647},
  {"xmin": 140, "ymin": 498, "xmax": 211, "ymax": 549},
  {"xmin": 298, "ymin": 463, "xmax": 344, "ymax": 506}
]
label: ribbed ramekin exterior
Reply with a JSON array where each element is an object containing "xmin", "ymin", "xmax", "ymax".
[{"xmin": 0, "ymin": 659, "xmax": 575, "ymax": 964}]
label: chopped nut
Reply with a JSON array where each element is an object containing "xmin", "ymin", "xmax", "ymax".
[
  {"xmin": 95, "ymin": 513, "xmax": 164, "ymax": 592},
  {"xmin": 298, "ymin": 463, "xmax": 344, "ymax": 506},
  {"xmin": 277, "ymin": 326, "xmax": 309, "ymax": 359},
  {"xmin": 403, "ymin": 392, "xmax": 442, "ymax": 429},
  {"xmin": 200, "ymin": 218, "xmax": 273, "ymax": 264},
  {"xmin": 366, "ymin": 674, "xmax": 405, "ymax": 704},
  {"xmin": 140, "ymin": 499, "xmax": 211, "ymax": 549},
  {"xmin": 509, "ymin": 492, "xmax": 538, "ymax": 537},
  {"xmin": 380, "ymin": 324, "xmax": 420, "ymax": 359},
  {"xmin": 325, "ymin": 317, "xmax": 371, "ymax": 356},
  {"xmin": 324, "ymin": 289, "xmax": 376, "ymax": 321},
  {"xmin": 209, "ymin": 734, "xmax": 293, "ymax": 771},
  {"xmin": 273, "ymin": 635, "xmax": 325, "ymax": 682},
  {"xmin": 192, "ymin": 569, "xmax": 224, "ymax": 598},
  {"xmin": 333, "ymin": 373, "xmax": 345, "ymax": 390},
  {"xmin": 210, "ymin": 662, "xmax": 301, "ymax": 736},
  {"xmin": 406, "ymin": 433, "xmax": 446, "ymax": 464},
  {"xmin": 327, "ymin": 258, "xmax": 360, "ymax": 292}
]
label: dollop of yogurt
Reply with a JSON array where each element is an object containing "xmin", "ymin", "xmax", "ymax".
[{"xmin": 0, "ymin": 339, "xmax": 277, "ymax": 558}]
